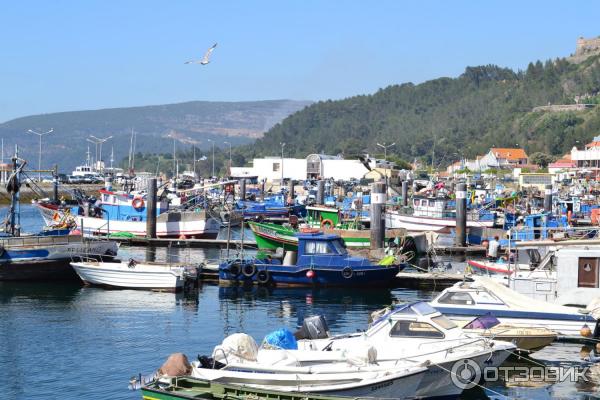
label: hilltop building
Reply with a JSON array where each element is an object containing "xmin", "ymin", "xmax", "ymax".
[{"xmin": 447, "ymin": 147, "xmax": 528, "ymax": 174}]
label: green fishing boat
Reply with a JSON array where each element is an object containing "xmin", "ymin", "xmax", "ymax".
[
  {"xmin": 248, "ymin": 220, "xmax": 415, "ymax": 252},
  {"xmin": 141, "ymin": 376, "xmax": 372, "ymax": 400}
]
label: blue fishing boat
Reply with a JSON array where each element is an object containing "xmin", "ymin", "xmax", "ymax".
[
  {"xmin": 219, "ymin": 232, "xmax": 404, "ymax": 287},
  {"xmin": 0, "ymin": 147, "xmax": 118, "ymax": 281},
  {"xmin": 236, "ymin": 194, "xmax": 306, "ymax": 221}
]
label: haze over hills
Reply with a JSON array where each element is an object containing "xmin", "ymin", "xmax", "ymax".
[
  {"xmin": 246, "ymin": 38, "xmax": 600, "ymax": 169},
  {"xmin": 0, "ymin": 100, "xmax": 311, "ymax": 173}
]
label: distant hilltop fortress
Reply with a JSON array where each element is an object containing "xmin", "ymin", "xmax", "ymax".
[{"xmin": 576, "ymin": 36, "xmax": 600, "ymax": 56}]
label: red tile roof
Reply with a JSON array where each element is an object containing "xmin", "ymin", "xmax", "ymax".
[{"xmin": 490, "ymin": 148, "xmax": 528, "ymax": 160}]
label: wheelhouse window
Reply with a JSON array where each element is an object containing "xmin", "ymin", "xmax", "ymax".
[
  {"xmin": 305, "ymin": 241, "xmax": 334, "ymax": 254},
  {"xmin": 390, "ymin": 321, "xmax": 444, "ymax": 338},
  {"xmin": 437, "ymin": 292, "xmax": 475, "ymax": 305},
  {"xmin": 330, "ymin": 239, "xmax": 347, "ymax": 255}
]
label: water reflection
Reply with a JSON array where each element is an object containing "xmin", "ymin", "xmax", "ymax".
[{"xmin": 219, "ymin": 285, "xmax": 399, "ymax": 332}]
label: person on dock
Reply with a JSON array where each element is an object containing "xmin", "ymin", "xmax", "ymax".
[{"xmin": 487, "ymin": 236, "xmax": 500, "ymax": 262}]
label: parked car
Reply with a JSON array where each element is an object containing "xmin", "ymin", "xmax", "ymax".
[{"xmin": 67, "ymin": 175, "xmax": 83, "ymax": 184}]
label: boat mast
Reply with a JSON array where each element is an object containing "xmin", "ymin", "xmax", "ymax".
[{"xmin": 6, "ymin": 145, "xmax": 24, "ymax": 237}]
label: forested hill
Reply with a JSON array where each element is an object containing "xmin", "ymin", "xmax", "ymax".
[{"xmin": 248, "ymin": 56, "xmax": 600, "ymax": 168}]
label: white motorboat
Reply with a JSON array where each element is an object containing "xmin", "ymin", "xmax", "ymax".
[
  {"xmin": 69, "ymin": 259, "xmax": 197, "ymax": 291},
  {"xmin": 191, "ymin": 332, "xmax": 426, "ymax": 399},
  {"xmin": 293, "ymin": 302, "xmax": 515, "ymax": 399},
  {"xmin": 429, "ymin": 276, "xmax": 599, "ymax": 338}
]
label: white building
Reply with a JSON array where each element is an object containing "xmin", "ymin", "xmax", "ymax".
[{"xmin": 231, "ymin": 154, "xmax": 384, "ymax": 182}]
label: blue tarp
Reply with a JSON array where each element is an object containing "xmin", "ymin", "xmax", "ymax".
[{"xmin": 263, "ymin": 328, "xmax": 298, "ymax": 350}]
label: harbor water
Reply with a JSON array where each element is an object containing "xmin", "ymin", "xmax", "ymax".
[{"xmin": 1, "ymin": 206, "xmax": 600, "ymax": 399}]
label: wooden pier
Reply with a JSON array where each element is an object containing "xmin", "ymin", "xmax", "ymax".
[
  {"xmin": 88, "ymin": 236, "xmax": 258, "ymax": 248},
  {"xmin": 432, "ymin": 245, "xmax": 486, "ymax": 255},
  {"xmin": 396, "ymin": 271, "xmax": 471, "ymax": 289}
]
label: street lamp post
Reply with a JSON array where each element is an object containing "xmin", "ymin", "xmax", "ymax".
[
  {"xmin": 89, "ymin": 135, "xmax": 113, "ymax": 173},
  {"xmin": 280, "ymin": 142, "xmax": 286, "ymax": 187},
  {"xmin": 27, "ymin": 128, "xmax": 54, "ymax": 181},
  {"xmin": 208, "ymin": 139, "xmax": 215, "ymax": 178},
  {"xmin": 376, "ymin": 142, "xmax": 395, "ymax": 188}
]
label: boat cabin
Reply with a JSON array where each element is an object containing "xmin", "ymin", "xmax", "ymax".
[
  {"xmin": 96, "ymin": 189, "xmax": 168, "ymax": 222},
  {"xmin": 508, "ymin": 246, "xmax": 600, "ymax": 306}
]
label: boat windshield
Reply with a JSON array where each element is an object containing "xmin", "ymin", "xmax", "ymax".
[
  {"xmin": 330, "ymin": 239, "xmax": 347, "ymax": 255},
  {"xmin": 431, "ymin": 315, "xmax": 457, "ymax": 330}
]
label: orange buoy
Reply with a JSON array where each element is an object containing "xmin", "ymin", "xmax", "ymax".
[{"xmin": 581, "ymin": 324, "xmax": 592, "ymax": 337}]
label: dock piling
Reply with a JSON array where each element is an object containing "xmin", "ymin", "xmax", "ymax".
[
  {"xmin": 239, "ymin": 178, "xmax": 246, "ymax": 201},
  {"xmin": 317, "ymin": 180, "xmax": 325, "ymax": 205},
  {"xmin": 53, "ymin": 164, "xmax": 58, "ymax": 202},
  {"xmin": 455, "ymin": 183, "xmax": 467, "ymax": 247},
  {"xmin": 146, "ymin": 178, "xmax": 157, "ymax": 239},
  {"xmin": 287, "ymin": 180, "xmax": 295, "ymax": 203},
  {"xmin": 401, "ymin": 180, "xmax": 408, "ymax": 207},
  {"xmin": 544, "ymin": 184, "xmax": 552, "ymax": 212},
  {"xmin": 370, "ymin": 181, "xmax": 386, "ymax": 250}
]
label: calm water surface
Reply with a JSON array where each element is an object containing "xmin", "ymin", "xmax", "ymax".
[{"xmin": 1, "ymin": 206, "xmax": 599, "ymax": 399}]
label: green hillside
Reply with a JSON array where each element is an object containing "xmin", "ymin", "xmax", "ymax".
[{"xmin": 244, "ymin": 56, "xmax": 600, "ymax": 168}]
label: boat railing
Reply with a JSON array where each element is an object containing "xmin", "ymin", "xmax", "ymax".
[{"xmin": 81, "ymin": 219, "xmax": 111, "ymax": 238}]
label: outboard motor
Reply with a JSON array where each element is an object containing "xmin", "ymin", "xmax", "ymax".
[{"xmin": 294, "ymin": 315, "xmax": 330, "ymax": 340}]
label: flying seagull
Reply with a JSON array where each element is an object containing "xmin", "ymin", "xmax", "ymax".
[{"xmin": 185, "ymin": 43, "xmax": 218, "ymax": 65}]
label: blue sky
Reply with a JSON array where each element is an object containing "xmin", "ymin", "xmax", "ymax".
[{"xmin": 1, "ymin": 0, "xmax": 599, "ymax": 122}]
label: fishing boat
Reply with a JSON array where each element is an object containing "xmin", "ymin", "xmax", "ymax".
[
  {"xmin": 69, "ymin": 259, "xmax": 198, "ymax": 291},
  {"xmin": 385, "ymin": 195, "xmax": 496, "ymax": 232},
  {"xmin": 429, "ymin": 277, "xmax": 599, "ymax": 338},
  {"xmin": 219, "ymin": 232, "xmax": 404, "ymax": 287},
  {"xmin": 458, "ymin": 314, "xmax": 557, "ymax": 352},
  {"xmin": 248, "ymin": 220, "xmax": 418, "ymax": 253},
  {"xmin": 237, "ymin": 194, "xmax": 306, "ymax": 221},
  {"xmin": 0, "ymin": 147, "xmax": 119, "ymax": 281},
  {"xmin": 35, "ymin": 188, "xmax": 221, "ymax": 238}
]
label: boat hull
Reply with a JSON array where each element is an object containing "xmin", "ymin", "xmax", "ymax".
[
  {"xmin": 249, "ymin": 221, "xmax": 413, "ymax": 252},
  {"xmin": 0, "ymin": 236, "xmax": 118, "ymax": 281},
  {"xmin": 192, "ymin": 367, "xmax": 425, "ymax": 399},
  {"xmin": 385, "ymin": 211, "xmax": 495, "ymax": 232},
  {"xmin": 219, "ymin": 264, "xmax": 403, "ymax": 288},
  {"xmin": 35, "ymin": 203, "xmax": 221, "ymax": 239},
  {"xmin": 70, "ymin": 261, "xmax": 187, "ymax": 291}
]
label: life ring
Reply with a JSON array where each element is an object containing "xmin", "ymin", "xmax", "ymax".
[
  {"xmin": 342, "ymin": 266, "xmax": 353, "ymax": 279},
  {"xmin": 132, "ymin": 198, "xmax": 145, "ymax": 210},
  {"xmin": 256, "ymin": 269, "xmax": 271, "ymax": 284},
  {"xmin": 321, "ymin": 219, "xmax": 334, "ymax": 229},
  {"xmin": 242, "ymin": 263, "xmax": 257, "ymax": 278},
  {"xmin": 228, "ymin": 262, "xmax": 242, "ymax": 277}
]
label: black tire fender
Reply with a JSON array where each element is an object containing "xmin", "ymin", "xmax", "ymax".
[
  {"xmin": 242, "ymin": 263, "xmax": 257, "ymax": 278},
  {"xmin": 256, "ymin": 269, "xmax": 271, "ymax": 284}
]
